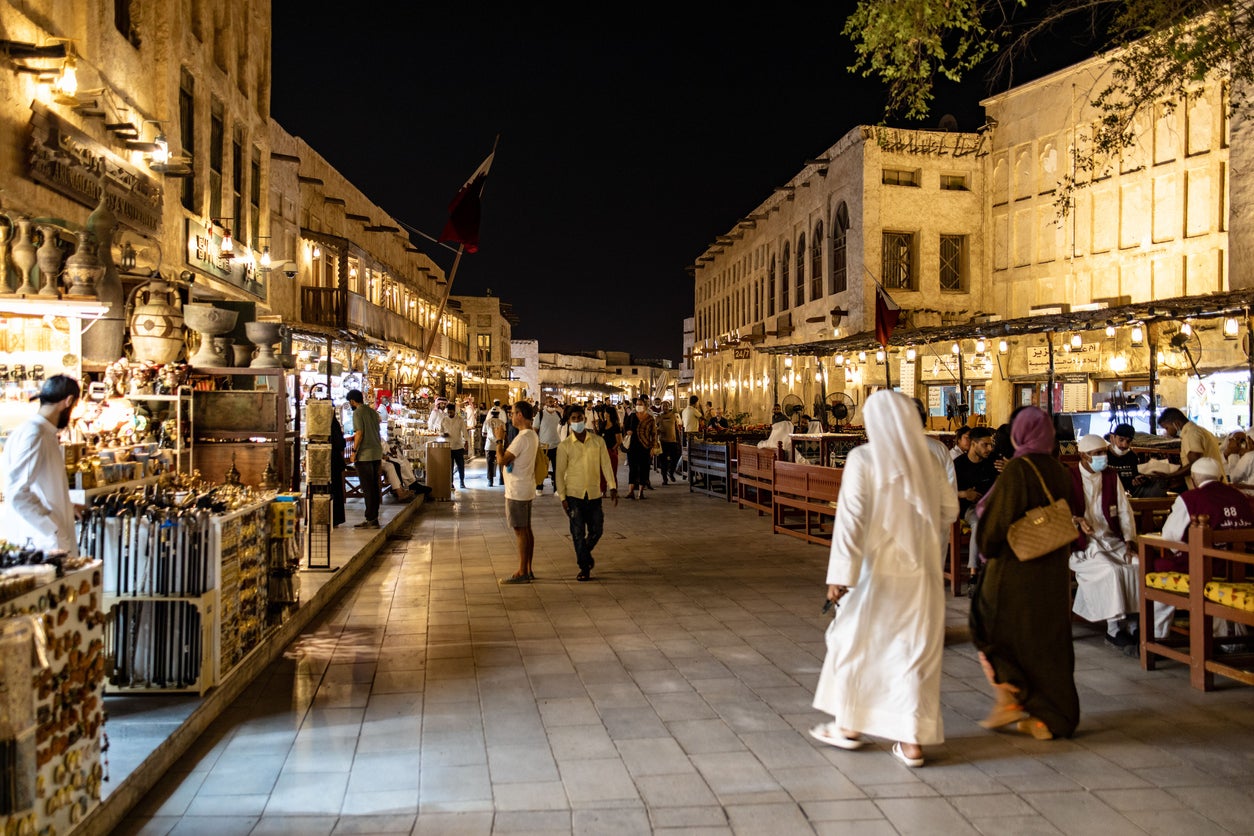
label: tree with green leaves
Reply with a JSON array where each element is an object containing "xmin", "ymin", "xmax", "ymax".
[{"xmin": 845, "ymin": 1, "xmax": 1253, "ymax": 214}]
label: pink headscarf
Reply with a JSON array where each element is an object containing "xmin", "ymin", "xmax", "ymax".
[
  {"xmin": 975, "ymin": 406, "xmax": 1055, "ymax": 519},
  {"xmin": 1010, "ymin": 407, "xmax": 1055, "ymax": 458}
]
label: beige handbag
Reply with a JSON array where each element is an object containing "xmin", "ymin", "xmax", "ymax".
[{"xmin": 1006, "ymin": 457, "xmax": 1078, "ymax": 561}]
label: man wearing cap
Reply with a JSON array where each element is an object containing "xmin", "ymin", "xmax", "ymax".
[
  {"xmin": 0, "ymin": 375, "xmax": 81, "ymax": 555},
  {"xmin": 1069, "ymin": 434, "xmax": 1141, "ymax": 653},
  {"xmin": 1105, "ymin": 423, "xmax": 1167, "ymax": 498},
  {"xmin": 482, "ymin": 404, "xmax": 506, "ymax": 486}
]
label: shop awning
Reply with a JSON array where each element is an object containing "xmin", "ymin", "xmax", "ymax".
[
  {"xmin": 544, "ymin": 382, "xmax": 624, "ymax": 395},
  {"xmin": 742, "ymin": 288, "xmax": 1254, "ymax": 357}
]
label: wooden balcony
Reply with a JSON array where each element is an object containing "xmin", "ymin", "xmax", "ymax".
[{"xmin": 300, "ymin": 286, "xmax": 347, "ymax": 329}]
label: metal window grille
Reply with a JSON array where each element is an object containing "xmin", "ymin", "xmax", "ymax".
[
  {"xmin": 882, "ymin": 232, "xmax": 915, "ymax": 290},
  {"xmin": 940, "ymin": 235, "xmax": 964, "ymax": 291},
  {"xmin": 811, "ymin": 222, "xmax": 823, "ymax": 300},
  {"xmin": 781, "ymin": 245, "xmax": 790, "ymax": 309},
  {"xmin": 795, "ymin": 234, "xmax": 806, "ymax": 305}
]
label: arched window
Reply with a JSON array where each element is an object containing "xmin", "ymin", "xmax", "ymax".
[
  {"xmin": 795, "ymin": 234, "xmax": 806, "ymax": 306},
  {"xmin": 754, "ymin": 278, "xmax": 761, "ymax": 321},
  {"xmin": 831, "ymin": 202, "xmax": 849, "ymax": 294},
  {"xmin": 768, "ymin": 257, "xmax": 776, "ymax": 316},
  {"xmin": 811, "ymin": 222, "xmax": 824, "ymax": 300},
  {"xmin": 781, "ymin": 244, "xmax": 791, "ymax": 310}
]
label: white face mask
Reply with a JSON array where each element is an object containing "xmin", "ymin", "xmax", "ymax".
[
  {"xmin": 1089, "ymin": 455, "xmax": 1108, "ymax": 472},
  {"xmin": 636, "ymin": 406, "xmax": 645, "ymax": 413}
]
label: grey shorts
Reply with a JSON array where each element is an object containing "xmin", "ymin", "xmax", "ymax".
[{"xmin": 505, "ymin": 499, "xmax": 533, "ymax": 529}]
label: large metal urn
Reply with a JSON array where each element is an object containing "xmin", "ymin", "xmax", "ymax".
[
  {"xmin": 82, "ymin": 186, "xmax": 125, "ymax": 364},
  {"xmin": 129, "ymin": 279, "xmax": 185, "ymax": 364}
]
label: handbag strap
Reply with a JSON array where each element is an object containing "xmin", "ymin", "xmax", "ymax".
[{"xmin": 1019, "ymin": 456, "xmax": 1056, "ymax": 503}]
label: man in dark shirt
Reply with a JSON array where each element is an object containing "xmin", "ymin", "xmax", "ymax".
[
  {"xmin": 954, "ymin": 427, "xmax": 998, "ymax": 518},
  {"xmin": 1105, "ymin": 422, "xmax": 1167, "ymax": 498}
]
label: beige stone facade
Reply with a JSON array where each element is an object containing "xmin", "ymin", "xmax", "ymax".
[{"xmin": 692, "ymin": 125, "xmax": 985, "ymax": 421}]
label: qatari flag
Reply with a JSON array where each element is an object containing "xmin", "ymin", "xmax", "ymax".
[
  {"xmin": 438, "ymin": 150, "xmax": 494, "ymax": 253},
  {"xmin": 874, "ymin": 283, "xmax": 900, "ymax": 347}
]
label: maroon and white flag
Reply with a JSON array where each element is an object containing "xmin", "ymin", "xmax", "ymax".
[
  {"xmin": 438, "ymin": 150, "xmax": 494, "ymax": 253},
  {"xmin": 874, "ymin": 283, "xmax": 900, "ymax": 347}
]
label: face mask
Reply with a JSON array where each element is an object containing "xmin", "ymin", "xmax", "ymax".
[
  {"xmin": 570, "ymin": 421, "xmax": 586, "ymax": 433},
  {"xmin": 1089, "ymin": 455, "xmax": 1108, "ymax": 472},
  {"xmin": 636, "ymin": 406, "xmax": 645, "ymax": 413}
]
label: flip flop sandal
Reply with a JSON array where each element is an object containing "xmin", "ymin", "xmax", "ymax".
[
  {"xmin": 809, "ymin": 723, "xmax": 865, "ymax": 750},
  {"xmin": 891, "ymin": 741, "xmax": 925, "ymax": 768}
]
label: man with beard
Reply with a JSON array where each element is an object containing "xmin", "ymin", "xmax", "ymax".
[{"xmin": 1, "ymin": 375, "xmax": 81, "ymax": 555}]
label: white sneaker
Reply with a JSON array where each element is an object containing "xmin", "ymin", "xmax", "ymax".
[{"xmin": 536, "ymin": 487, "xmax": 543, "ymax": 496}]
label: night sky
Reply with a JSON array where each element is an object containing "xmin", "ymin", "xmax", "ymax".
[{"xmin": 271, "ymin": 4, "xmax": 1098, "ymax": 363}]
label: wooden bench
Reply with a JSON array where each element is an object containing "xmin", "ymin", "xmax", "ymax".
[
  {"xmin": 687, "ymin": 440, "xmax": 733, "ymax": 501},
  {"xmin": 1137, "ymin": 516, "xmax": 1254, "ymax": 691},
  {"xmin": 772, "ymin": 461, "xmax": 842, "ymax": 546},
  {"xmin": 736, "ymin": 443, "xmax": 777, "ymax": 516}
]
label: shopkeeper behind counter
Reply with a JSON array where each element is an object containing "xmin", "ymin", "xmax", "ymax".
[{"xmin": 0, "ymin": 374, "xmax": 82, "ymax": 556}]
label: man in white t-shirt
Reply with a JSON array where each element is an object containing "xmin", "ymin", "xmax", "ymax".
[
  {"xmin": 494, "ymin": 401, "xmax": 538, "ymax": 584},
  {"xmin": 443, "ymin": 403, "xmax": 468, "ymax": 489},
  {"xmin": 482, "ymin": 405, "xmax": 506, "ymax": 486}
]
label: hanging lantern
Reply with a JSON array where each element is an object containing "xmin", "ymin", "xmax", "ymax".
[
  {"xmin": 1130, "ymin": 324, "xmax": 1144, "ymax": 346},
  {"xmin": 1224, "ymin": 317, "xmax": 1239, "ymax": 340}
]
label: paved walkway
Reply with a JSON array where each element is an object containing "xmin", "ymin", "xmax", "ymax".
[{"xmin": 117, "ymin": 458, "xmax": 1254, "ymax": 835}]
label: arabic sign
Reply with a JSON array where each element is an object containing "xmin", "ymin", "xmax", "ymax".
[
  {"xmin": 919, "ymin": 352, "xmax": 993, "ymax": 382},
  {"xmin": 1026, "ymin": 342, "xmax": 1101, "ymax": 374},
  {"xmin": 27, "ymin": 103, "xmax": 163, "ymax": 236}
]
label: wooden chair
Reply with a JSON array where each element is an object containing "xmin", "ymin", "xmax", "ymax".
[{"xmin": 945, "ymin": 519, "xmax": 971, "ymax": 597}]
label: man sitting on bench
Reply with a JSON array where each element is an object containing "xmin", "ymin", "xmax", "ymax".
[{"xmin": 1155, "ymin": 457, "xmax": 1254, "ymax": 639}]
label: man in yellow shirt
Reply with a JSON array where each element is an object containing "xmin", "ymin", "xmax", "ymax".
[
  {"xmin": 1157, "ymin": 407, "xmax": 1223, "ymax": 490},
  {"xmin": 556, "ymin": 404, "xmax": 618, "ymax": 581}
]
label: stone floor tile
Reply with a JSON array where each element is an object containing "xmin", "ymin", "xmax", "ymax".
[
  {"xmin": 558, "ymin": 758, "xmax": 641, "ymax": 804},
  {"xmin": 247, "ymin": 816, "xmax": 338, "ymax": 835},
  {"xmin": 571, "ymin": 806, "xmax": 652, "ymax": 835},
  {"xmin": 331, "ymin": 811, "xmax": 418, "ymax": 832},
  {"xmin": 647, "ymin": 805, "xmax": 728, "ymax": 828},
  {"xmin": 724, "ymin": 802, "xmax": 812, "ymax": 835}
]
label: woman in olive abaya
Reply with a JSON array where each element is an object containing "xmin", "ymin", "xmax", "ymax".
[{"xmin": 971, "ymin": 406, "xmax": 1080, "ymax": 740}]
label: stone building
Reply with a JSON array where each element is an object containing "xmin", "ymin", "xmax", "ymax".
[
  {"xmin": 691, "ymin": 125, "xmax": 985, "ymax": 422},
  {"xmin": 451, "ymin": 291, "xmax": 517, "ymax": 404},
  {"xmin": 509, "ymin": 338, "xmax": 539, "ymax": 401}
]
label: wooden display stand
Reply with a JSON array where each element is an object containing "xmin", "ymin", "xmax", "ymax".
[{"xmin": 0, "ymin": 563, "xmax": 106, "ymax": 835}]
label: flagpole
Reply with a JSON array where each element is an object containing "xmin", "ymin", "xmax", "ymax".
[
  {"xmin": 415, "ymin": 133, "xmax": 500, "ymax": 391},
  {"xmin": 884, "ymin": 342, "xmax": 892, "ymax": 391}
]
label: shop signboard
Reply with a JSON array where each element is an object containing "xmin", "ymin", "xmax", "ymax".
[
  {"xmin": 732, "ymin": 347, "xmax": 752, "ymax": 359},
  {"xmin": 185, "ymin": 219, "xmax": 267, "ymax": 300},
  {"xmin": 918, "ymin": 352, "xmax": 993, "ymax": 382},
  {"xmin": 27, "ymin": 103, "xmax": 163, "ymax": 236},
  {"xmin": 1026, "ymin": 343, "xmax": 1101, "ymax": 375}
]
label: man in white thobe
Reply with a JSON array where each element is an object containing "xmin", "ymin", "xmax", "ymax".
[
  {"xmin": 810, "ymin": 391, "xmax": 958, "ymax": 768},
  {"xmin": 1069, "ymin": 434, "xmax": 1140, "ymax": 654},
  {"xmin": 758, "ymin": 412, "xmax": 793, "ymax": 454},
  {"xmin": 0, "ymin": 376, "xmax": 81, "ymax": 556}
]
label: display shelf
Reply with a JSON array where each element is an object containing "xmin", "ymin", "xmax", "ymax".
[
  {"xmin": 69, "ymin": 474, "xmax": 162, "ymax": 504},
  {"xmin": 190, "ymin": 367, "xmax": 284, "ymax": 376},
  {"xmin": 103, "ymin": 591, "xmax": 216, "ymax": 695},
  {"xmin": 0, "ymin": 562, "xmax": 105, "ymax": 835}
]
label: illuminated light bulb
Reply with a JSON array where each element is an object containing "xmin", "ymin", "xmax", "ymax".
[
  {"xmin": 1225, "ymin": 317, "xmax": 1239, "ymax": 339},
  {"xmin": 951, "ymin": 342, "xmax": 961, "ymax": 355},
  {"xmin": 998, "ymin": 339, "xmax": 1009, "ymax": 355},
  {"xmin": 815, "ymin": 372, "xmax": 823, "ymax": 382},
  {"xmin": 260, "ymin": 247, "xmax": 271, "ymax": 268},
  {"xmin": 875, "ymin": 349, "xmax": 885, "ymax": 363},
  {"xmin": 1110, "ymin": 355, "xmax": 1128, "ymax": 373},
  {"xmin": 151, "ymin": 134, "xmax": 169, "ymax": 165},
  {"xmin": 858, "ymin": 351, "xmax": 867, "ymax": 363},
  {"xmin": 55, "ymin": 55, "xmax": 77, "ymax": 97},
  {"xmin": 784, "ymin": 356, "xmax": 793, "ymax": 368},
  {"xmin": 975, "ymin": 338, "xmax": 986, "ymax": 355},
  {"xmin": 905, "ymin": 347, "xmax": 917, "ymax": 362},
  {"xmin": 834, "ymin": 354, "xmax": 844, "ymax": 366},
  {"xmin": 312, "ymin": 244, "xmax": 322, "ymax": 258},
  {"xmin": 220, "ymin": 230, "xmax": 233, "ymax": 254},
  {"xmin": 1156, "ymin": 351, "xmax": 1165, "ymax": 364},
  {"xmin": 1105, "ymin": 324, "xmax": 1116, "ymax": 338},
  {"xmin": 1130, "ymin": 324, "xmax": 1144, "ymax": 346},
  {"xmin": 1181, "ymin": 321, "xmax": 1192, "ymax": 336},
  {"xmin": 1070, "ymin": 333, "xmax": 1082, "ymax": 350}
]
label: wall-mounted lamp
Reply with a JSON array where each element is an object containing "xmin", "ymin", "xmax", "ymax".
[
  {"xmin": 951, "ymin": 342, "xmax": 961, "ymax": 355},
  {"xmin": 1130, "ymin": 324, "xmax": 1144, "ymax": 347},
  {"xmin": 1110, "ymin": 355, "xmax": 1128, "ymax": 373},
  {"xmin": 312, "ymin": 244, "xmax": 322, "ymax": 258},
  {"xmin": 974, "ymin": 337, "xmax": 986, "ymax": 355},
  {"xmin": 119, "ymin": 241, "xmax": 137, "ymax": 271},
  {"xmin": 1224, "ymin": 317, "xmax": 1239, "ymax": 340},
  {"xmin": 875, "ymin": 349, "xmax": 885, "ymax": 363},
  {"xmin": 1181, "ymin": 320, "xmax": 1192, "ymax": 336},
  {"xmin": 905, "ymin": 346, "xmax": 917, "ymax": 363},
  {"xmin": 1105, "ymin": 322, "xmax": 1117, "ymax": 338},
  {"xmin": 998, "ymin": 339, "xmax": 1009, "ymax": 355},
  {"xmin": 784, "ymin": 356, "xmax": 792, "ymax": 368},
  {"xmin": 834, "ymin": 353, "xmax": 844, "ymax": 366},
  {"xmin": 857, "ymin": 351, "xmax": 867, "ymax": 363},
  {"xmin": 1070, "ymin": 332, "xmax": 1083, "ymax": 350}
]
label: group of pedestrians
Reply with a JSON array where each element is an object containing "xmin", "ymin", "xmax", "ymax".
[{"xmin": 809, "ymin": 391, "xmax": 1241, "ymax": 767}]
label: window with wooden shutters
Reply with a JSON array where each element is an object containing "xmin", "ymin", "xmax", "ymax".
[
  {"xmin": 795, "ymin": 233, "xmax": 806, "ymax": 306},
  {"xmin": 831, "ymin": 203, "xmax": 849, "ymax": 294},
  {"xmin": 781, "ymin": 244, "xmax": 791, "ymax": 310},
  {"xmin": 811, "ymin": 222, "xmax": 823, "ymax": 300},
  {"xmin": 940, "ymin": 234, "xmax": 965, "ymax": 291},
  {"xmin": 882, "ymin": 231, "xmax": 916, "ymax": 290}
]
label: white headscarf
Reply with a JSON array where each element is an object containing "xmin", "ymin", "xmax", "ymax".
[{"xmin": 859, "ymin": 390, "xmax": 943, "ymax": 541}]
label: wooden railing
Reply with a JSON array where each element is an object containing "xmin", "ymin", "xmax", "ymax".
[{"xmin": 300, "ymin": 286, "xmax": 347, "ymax": 329}]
